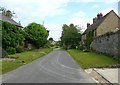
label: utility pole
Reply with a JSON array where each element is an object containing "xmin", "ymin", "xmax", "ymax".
[{"xmin": 42, "ymin": 21, "xmax": 44, "ymax": 27}]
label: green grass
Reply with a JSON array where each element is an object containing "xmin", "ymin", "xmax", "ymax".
[
  {"xmin": 67, "ymin": 49, "xmax": 118, "ymax": 69},
  {"xmin": 1, "ymin": 48, "xmax": 52, "ymax": 74}
]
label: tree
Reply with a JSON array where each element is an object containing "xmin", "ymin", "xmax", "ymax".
[
  {"xmin": 24, "ymin": 22, "xmax": 48, "ymax": 48},
  {"xmin": 61, "ymin": 24, "xmax": 81, "ymax": 49},
  {"xmin": 2, "ymin": 21, "xmax": 25, "ymax": 54}
]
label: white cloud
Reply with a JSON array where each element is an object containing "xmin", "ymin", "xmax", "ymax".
[
  {"xmin": 70, "ymin": 0, "xmax": 119, "ymax": 3},
  {"xmin": 103, "ymin": 0, "xmax": 119, "ymax": 3},
  {"xmin": 101, "ymin": 8, "xmax": 118, "ymax": 15},
  {"xmin": 70, "ymin": 0, "xmax": 95, "ymax": 3},
  {"xmin": 68, "ymin": 11, "xmax": 92, "ymax": 32},
  {"xmin": 45, "ymin": 24, "xmax": 62, "ymax": 41},
  {"xmin": 1, "ymin": 0, "xmax": 69, "ymax": 19}
]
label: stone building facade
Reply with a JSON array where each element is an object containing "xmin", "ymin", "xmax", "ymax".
[{"xmin": 82, "ymin": 10, "xmax": 120, "ymax": 44}]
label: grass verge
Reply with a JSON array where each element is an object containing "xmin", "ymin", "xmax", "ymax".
[
  {"xmin": 67, "ymin": 49, "xmax": 118, "ymax": 69},
  {"xmin": 1, "ymin": 48, "xmax": 52, "ymax": 74}
]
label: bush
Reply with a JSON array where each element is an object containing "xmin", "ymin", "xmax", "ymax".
[
  {"xmin": 78, "ymin": 45, "xmax": 84, "ymax": 50},
  {"xmin": 6, "ymin": 47, "xmax": 16, "ymax": 54},
  {"xmin": 16, "ymin": 46, "xmax": 24, "ymax": 53},
  {"xmin": 24, "ymin": 22, "xmax": 48, "ymax": 48},
  {"xmin": 86, "ymin": 31, "xmax": 94, "ymax": 50}
]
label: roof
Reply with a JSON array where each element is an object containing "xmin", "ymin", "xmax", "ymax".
[
  {"xmin": 83, "ymin": 10, "xmax": 120, "ymax": 35},
  {"xmin": 0, "ymin": 13, "xmax": 23, "ymax": 28}
]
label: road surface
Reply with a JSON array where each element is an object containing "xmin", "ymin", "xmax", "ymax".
[{"xmin": 2, "ymin": 49, "xmax": 95, "ymax": 83}]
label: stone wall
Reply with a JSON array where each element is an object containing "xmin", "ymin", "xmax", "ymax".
[{"xmin": 91, "ymin": 30, "xmax": 120, "ymax": 58}]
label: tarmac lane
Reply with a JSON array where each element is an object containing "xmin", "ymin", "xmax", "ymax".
[{"xmin": 2, "ymin": 49, "xmax": 95, "ymax": 83}]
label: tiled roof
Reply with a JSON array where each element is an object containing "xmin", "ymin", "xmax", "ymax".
[
  {"xmin": 0, "ymin": 13, "xmax": 23, "ymax": 28},
  {"xmin": 83, "ymin": 10, "xmax": 119, "ymax": 34}
]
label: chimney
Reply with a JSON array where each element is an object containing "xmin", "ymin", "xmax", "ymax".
[
  {"xmin": 18, "ymin": 21, "xmax": 21, "ymax": 25},
  {"xmin": 87, "ymin": 23, "xmax": 90, "ymax": 28},
  {"xmin": 97, "ymin": 13, "xmax": 103, "ymax": 20},
  {"xmin": 99, "ymin": 13, "xmax": 103, "ymax": 18},
  {"xmin": 93, "ymin": 17, "xmax": 97, "ymax": 23}
]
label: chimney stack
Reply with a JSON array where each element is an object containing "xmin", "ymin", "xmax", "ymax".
[
  {"xmin": 18, "ymin": 21, "xmax": 21, "ymax": 25},
  {"xmin": 97, "ymin": 13, "xmax": 103, "ymax": 20},
  {"xmin": 87, "ymin": 23, "xmax": 90, "ymax": 28},
  {"xmin": 93, "ymin": 17, "xmax": 97, "ymax": 23}
]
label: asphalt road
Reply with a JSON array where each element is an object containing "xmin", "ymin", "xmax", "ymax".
[{"xmin": 2, "ymin": 49, "xmax": 95, "ymax": 83}]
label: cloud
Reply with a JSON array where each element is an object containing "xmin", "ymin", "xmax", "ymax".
[
  {"xmin": 1, "ymin": 0, "xmax": 69, "ymax": 20},
  {"xmin": 68, "ymin": 11, "xmax": 92, "ymax": 32},
  {"xmin": 70, "ymin": 0, "xmax": 95, "ymax": 3},
  {"xmin": 103, "ymin": 0, "xmax": 119, "ymax": 3},
  {"xmin": 45, "ymin": 24, "xmax": 62, "ymax": 41},
  {"xmin": 70, "ymin": 0, "xmax": 119, "ymax": 3},
  {"xmin": 100, "ymin": 8, "xmax": 118, "ymax": 15}
]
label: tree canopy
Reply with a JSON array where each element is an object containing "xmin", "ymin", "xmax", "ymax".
[
  {"xmin": 24, "ymin": 22, "xmax": 48, "ymax": 48},
  {"xmin": 61, "ymin": 24, "xmax": 81, "ymax": 49}
]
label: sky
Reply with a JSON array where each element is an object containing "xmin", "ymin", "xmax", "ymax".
[{"xmin": 0, "ymin": 0, "xmax": 119, "ymax": 41}]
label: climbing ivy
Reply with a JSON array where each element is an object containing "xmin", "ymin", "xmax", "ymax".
[{"xmin": 85, "ymin": 31, "xmax": 94, "ymax": 49}]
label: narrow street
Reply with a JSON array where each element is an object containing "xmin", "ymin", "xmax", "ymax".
[{"xmin": 2, "ymin": 49, "xmax": 95, "ymax": 83}]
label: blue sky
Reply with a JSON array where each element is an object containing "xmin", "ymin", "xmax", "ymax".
[{"xmin": 0, "ymin": 0, "xmax": 119, "ymax": 41}]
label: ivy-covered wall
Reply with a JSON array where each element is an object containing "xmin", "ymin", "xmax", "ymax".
[{"xmin": 91, "ymin": 30, "xmax": 120, "ymax": 59}]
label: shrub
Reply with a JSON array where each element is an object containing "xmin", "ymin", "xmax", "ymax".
[
  {"xmin": 78, "ymin": 44, "xmax": 84, "ymax": 50},
  {"xmin": 6, "ymin": 47, "xmax": 16, "ymax": 54},
  {"xmin": 16, "ymin": 46, "xmax": 24, "ymax": 53},
  {"xmin": 85, "ymin": 31, "xmax": 94, "ymax": 50},
  {"xmin": 24, "ymin": 22, "xmax": 48, "ymax": 48}
]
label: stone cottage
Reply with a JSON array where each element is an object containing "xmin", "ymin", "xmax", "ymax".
[{"xmin": 81, "ymin": 10, "xmax": 120, "ymax": 45}]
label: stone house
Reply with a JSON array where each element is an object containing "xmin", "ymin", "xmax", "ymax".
[{"xmin": 81, "ymin": 10, "xmax": 120, "ymax": 45}]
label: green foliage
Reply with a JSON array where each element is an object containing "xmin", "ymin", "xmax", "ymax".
[
  {"xmin": 61, "ymin": 24, "xmax": 81, "ymax": 49},
  {"xmin": 2, "ymin": 21, "xmax": 25, "ymax": 53},
  {"xmin": 85, "ymin": 31, "xmax": 94, "ymax": 49},
  {"xmin": 24, "ymin": 22, "xmax": 48, "ymax": 48},
  {"xmin": 16, "ymin": 46, "xmax": 24, "ymax": 53},
  {"xmin": 6, "ymin": 47, "xmax": 16, "ymax": 54}
]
